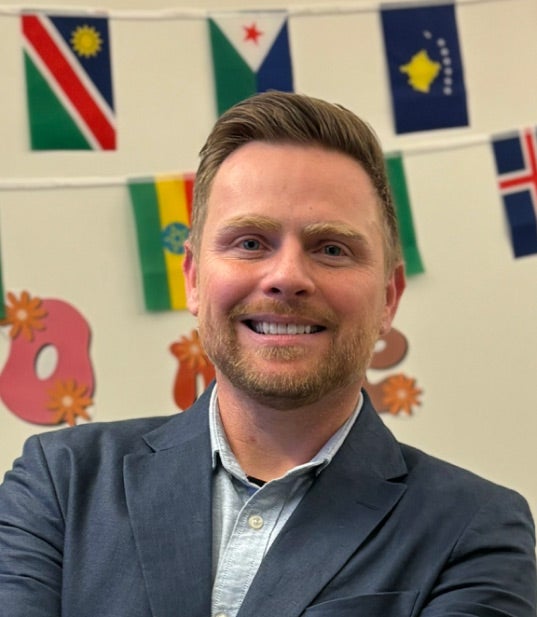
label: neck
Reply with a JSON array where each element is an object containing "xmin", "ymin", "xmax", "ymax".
[{"xmin": 215, "ymin": 377, "xmax": 362, "ymax": 482}]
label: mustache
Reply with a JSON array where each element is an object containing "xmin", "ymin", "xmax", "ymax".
[{"xmin": 228, "ymin": 300, "xmax": 339, "ymax": 328}]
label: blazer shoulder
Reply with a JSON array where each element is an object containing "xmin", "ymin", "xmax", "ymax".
[{"xmin": 400, "ymin": 442, "xmax": 532, "ymax": 511}]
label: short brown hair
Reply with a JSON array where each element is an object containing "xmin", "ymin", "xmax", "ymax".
[{"xmin": 190, "ymin": 91, "xmax": 402, "ymax": 273}]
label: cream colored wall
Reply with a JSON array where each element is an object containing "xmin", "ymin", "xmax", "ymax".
[{"xmin": 0, "ymin": 0, "xmax": 536, "ymax": 521}]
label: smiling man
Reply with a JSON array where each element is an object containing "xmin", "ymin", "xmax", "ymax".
[{"xmin": 0, "ymin": 92, "xmax": 535, "ymax": 617}]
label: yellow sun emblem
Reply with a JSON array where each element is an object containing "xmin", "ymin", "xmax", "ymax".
[{"xmin": 70, "ymin": 25, "xmax": 102, "ymax": 58}]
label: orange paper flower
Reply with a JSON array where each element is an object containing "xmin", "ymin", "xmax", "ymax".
[
  {"xmin": 47, "ymin": 378, "xmax": 93, "ymax": 426},
  {"xmin": 0, "ymin": 291, "xmax": 47, "ymax": 342},
  {"xmin": 381, "ymin": 374, "xmax": 422, "ymax": 415},
  {"xmin": 170, "ymin": 329, "xmax": 212, "ymax": 372}
]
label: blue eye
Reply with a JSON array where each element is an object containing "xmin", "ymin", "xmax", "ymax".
[
  {"xmin": 323, "ymin": 244, "xmax": 343, "ymax": 256},
  {"xmin": 242, "ymin": 239, "xmax": 261, "ymax": 250}
]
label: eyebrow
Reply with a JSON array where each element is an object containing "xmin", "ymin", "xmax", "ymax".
[
  {"xmin": 219, "ymin": 215, "xmax": 282, "ymax": 234},
  {"xmin": 301, "ymin": 221, "xmax": 365, "ymax": 241}
]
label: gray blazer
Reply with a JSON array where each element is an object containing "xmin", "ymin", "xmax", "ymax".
[{"xmin": 0, "ymin": 386, "xmax": 535, "ymax": 616}]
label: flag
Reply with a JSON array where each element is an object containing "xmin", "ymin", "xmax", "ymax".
[
  {"xmin": 381, "ymin": 3, "xmax": 468, "ymax": 134},
  {"xmin": 22, "ymin": 13, "xmax": 115, "ymax": 150},
  {"xmin": 385, "ymin": 154, "xmax": 425, "ymax": 276},
  {"xmin": 492, "ymin": 128, "xmax": 537, "ymax": 258},
  {"xmin": 129, "ymin": 175, "xmax": 195, "ymax": 311},
  {"xmin": 209, "ymin": 11, "xmax": 293, "ymax": 116}
]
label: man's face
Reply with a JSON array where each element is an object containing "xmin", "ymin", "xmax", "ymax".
[{"xmin": 184, "ymin": 142, "xmax": 404, "ymax": 409}]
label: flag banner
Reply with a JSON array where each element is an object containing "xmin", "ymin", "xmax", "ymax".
[
  {"xmin": 492, "ymin": 128, "xmax": 537, "ymax": 258},
  {"xmin": 129, "ymin": 175, "xmax": 195, "ymax": 311},
  {"xmin": 385, "ymin": 154, "xmax": 425, "ymax": 275},
  {"xmin": 22, "ymin": 13, "xmax": 116, "ymax": 150},
  {"xmin": 381, "ymin": 3, "xmax": 468, "ymax": 134},
  {"xmin": 209, "ymin": 11, "xmax": 293, "ymax": 116}
]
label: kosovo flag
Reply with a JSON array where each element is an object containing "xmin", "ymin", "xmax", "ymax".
[
  {"xmin": 381, "ymin": 3, "xmax": 468, "ymax": 134},
  {"xmin": 209, "ymin": 11, "xmax": 293, "ymax": 116}
]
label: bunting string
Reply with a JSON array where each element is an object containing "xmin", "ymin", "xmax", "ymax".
[
  {"xmin": 0, "ymin": 0, "xmax": 515, "ymax": 20},
  {"xmin": 0, "ymin": 129, "xmax": 505, "ymax": 192}
]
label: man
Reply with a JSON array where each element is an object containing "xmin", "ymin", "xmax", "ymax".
[{"xmin": 0, "ymin": 92, "xmax": 535, "ymax": 617}]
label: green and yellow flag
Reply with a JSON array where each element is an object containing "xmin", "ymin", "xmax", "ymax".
[
  {"xmin": 129, "ymin": 175, "xmax": 194, "ymax": 311},
  {"xmin": 385, "ymin": 153, "xmax": 425, "ymax": 276}
]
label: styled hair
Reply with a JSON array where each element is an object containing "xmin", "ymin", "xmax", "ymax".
[{"xmin": 190, "ymin": 91, "xmax": 402, "ymax": 273}]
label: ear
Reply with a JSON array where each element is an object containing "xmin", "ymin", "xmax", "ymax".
[
  {"xmin": 379, "ymin": 262, "xmax": 406, "ymax": 336},
  {"xmin": 182, "ymin": 241, "xmax": 200, "ymax": 316}
]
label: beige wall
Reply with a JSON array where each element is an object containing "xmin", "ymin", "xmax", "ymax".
[{"xmin": 0, "ymin": 0, "xmax": 536, "ymax": 520}]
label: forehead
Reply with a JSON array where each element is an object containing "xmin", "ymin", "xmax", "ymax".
[{"xmin": 207, "ymin": 141, "xmax": 380, "ymax": 221}]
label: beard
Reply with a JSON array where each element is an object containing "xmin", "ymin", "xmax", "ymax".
[{"xmin": 198, "ymin": 300, "xmax": 380, "ymax": 410}]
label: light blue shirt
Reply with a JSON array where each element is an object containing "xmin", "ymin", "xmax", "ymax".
[{"xmin": 209, "ymin": 386, "xmax": 362, "ymax": 617}]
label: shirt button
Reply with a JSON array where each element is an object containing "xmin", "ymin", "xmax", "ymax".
[{"xmin": 248, "ymin": 514, "xmax": 264, "ymax": 530}]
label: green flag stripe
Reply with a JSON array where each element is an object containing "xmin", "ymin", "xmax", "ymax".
[
  {"xmin": 209, "ymin": 19, "xmax": 256, "ymax": 116},
  {"xmin": 24, "ymin": 52, "xmax": 91, "ymax": 150},
  {"xmin": 385, "ymin": 154, "xmax": 425, "ymax": 276},
  {"xmin": 129, "ymin": 181, "xmax": 171, "ymax": 311}
]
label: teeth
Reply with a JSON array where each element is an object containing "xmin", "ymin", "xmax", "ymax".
[{"xmin": 253, "ymin": 322, "xmax": 317, "ymax": 335}]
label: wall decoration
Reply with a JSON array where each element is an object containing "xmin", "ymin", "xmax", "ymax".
[
  {"xmin": 129, "ymin": 174, "xmax": 194, "ymax": 311},
  {"xmin": 0, "ymin": 291, "xmax": 95, "ymax": 426},
  {"xmin": 21, "ymin": 13, "xmax": 116, "ymax": 150},
  {"xmin": 209, "ymin": 11, "xmax": 293, "ymax": 115},
  {"xmin": 170, "ymin": 329, "xmax": 215, "ymax": 410},
  {"xmin": 492, "ymin": 127, "xmax": 537, "ymax": 257},
  {"xmin": 364, "ymin": 328, "xmax": 422, "ymax": 415},
  {"xmin": 381, "ymin": 2, "xmax": 468, "ymax": 134}
]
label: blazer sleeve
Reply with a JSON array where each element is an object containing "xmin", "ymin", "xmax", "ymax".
[
  {"xmin": 0, "ymin": 434, "xmax": 64, "ymax": 617},
  {"xmin": 420, "ymin": 486, "xmax": 536, "ymax": 617}
]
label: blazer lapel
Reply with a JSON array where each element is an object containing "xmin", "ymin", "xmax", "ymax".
[
  {"xmin": 123, "ymin": 390, "xmax": 213, "ymax": 617},
  {"xmin": 237, "ymin": 397, "xmax": 408, "ymax": 617}
]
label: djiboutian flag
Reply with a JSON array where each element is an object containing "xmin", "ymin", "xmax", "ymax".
[
  {"xmin": 129, "ymin": 175, "xmax": 194, "ymax": 311},
  {"xmin": 385, "ymin": 154, "xmax": 425, "ymax": 276},
  {"xmin": 209, "ymin": 11, "xmax": 293, "ymax": 116},
  {"xmin": 492, "ymin": 128, "xmax": 537, "ymax": 258},
  {"xmin": 22, "ymin": 13, "xmax": 116, "ymax": 150}
]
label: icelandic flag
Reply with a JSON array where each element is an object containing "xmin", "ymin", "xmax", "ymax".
[
  {"xmin": 381, "ymin": 3, "xmax": 468, "ymax": 134},
  {"xmin": 21, "ymin": 13, "xmax": 116, "ymax": 150},
  {"xmin": 209, "ymin": 11, "xmax": 293, "ymax": 116},
  {"xmin": 492, "ymin": 128, "xmax": 537, "ymax": 258}
]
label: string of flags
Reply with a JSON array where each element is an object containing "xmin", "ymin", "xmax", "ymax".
[
  {"xmin": 19, "ymin": 3, "xmax": 472, "ymax": 148},
  {"xmin": 0, "ymin": 0, "xmax": 535, "ymax": 315}
]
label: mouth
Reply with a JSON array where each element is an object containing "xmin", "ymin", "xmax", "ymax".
[{"xmin": 244, "ymin": 320, "xmax": 325, "ymax": 335}]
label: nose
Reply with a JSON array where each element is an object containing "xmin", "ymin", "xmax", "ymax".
[{"xmin": 261, "ymin": 240, "xmax": 315, "ymax": 298}]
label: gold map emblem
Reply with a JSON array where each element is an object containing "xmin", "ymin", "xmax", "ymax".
[{"xmin": 400, "ymin": 49, "xmax": 441, "ymax": 93}]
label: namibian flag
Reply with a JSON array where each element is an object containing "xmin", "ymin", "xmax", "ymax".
[
  {"xmin": 385, "ymin": 154, "xmax": 425, "ymax": 276},
  {"xmin": 492, "ymin": 128, "xmax": 537, "ymax": 258},
  {"xmin": 209, "ymin": 11, "xmax": 293, "ymax": 116},
  {"xmin": 129, "ymin": 175, "xmax": 195, "ymax": 311},
  {"xmin": 381, "ymin": 3, "xmax": 468, "ymax": 134},
  {"xmin": 22, "ymin": 13, "xmax": 115, "ymax": 150}
]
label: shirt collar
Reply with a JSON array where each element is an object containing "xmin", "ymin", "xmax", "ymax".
[{"xmin": 209, "ymin": 385, "xmax": 363, "ymax": 480}]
